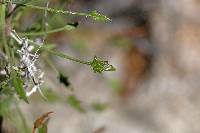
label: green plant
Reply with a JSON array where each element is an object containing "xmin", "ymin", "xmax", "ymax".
[{"xmin": 0, "ymin": 0, "xmax": 115, "ymax": 132}]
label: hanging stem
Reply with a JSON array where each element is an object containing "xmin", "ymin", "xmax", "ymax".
[{"xmin": 19, "ymin": 24, "xmax": 76, "ymax": 36}]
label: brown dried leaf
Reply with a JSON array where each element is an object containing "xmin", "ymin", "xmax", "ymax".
[{"xmin": 32, "ymin": 111, "xmax": 53, "ymax": 133}]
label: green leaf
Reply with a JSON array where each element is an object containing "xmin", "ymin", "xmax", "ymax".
[
  {"xmin": 89, "ymin": 56, "xmax": 116, "ymax": 73},
  {"xmin": 12, "ymin": 74, "xmax": 29, "ymax": 103},
  {"xmin": 89, "ymin": 10, "xmax": 111, "ymax": 22},
  {"xmin": 67, "ymin": 95, "xmax": 84, "ymax": 112}
]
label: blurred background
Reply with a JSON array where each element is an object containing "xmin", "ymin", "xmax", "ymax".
[{"xmin": 3, "ymin": 0, "xmax": 200, "ymax": 133}]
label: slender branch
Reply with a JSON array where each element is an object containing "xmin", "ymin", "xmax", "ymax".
[
  {"xmin": 47, "ymin": 50, "xmax": 90, "ymax": 65},
  {"xmin": 19, "ymin": 24, "xmax": 76, "ymax": 36},
  {"xmin": 0, "ymin": 4, "xmax": 10, "ymax": 57},
  {"xmin": 0, "ymin": 1, "xmax": 111, "ymax": 22},
  {"xmin": 11, "ymin": 30, "xmax": 116, "ymax": 73}
]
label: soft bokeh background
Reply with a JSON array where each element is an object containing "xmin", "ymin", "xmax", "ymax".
[{"xmin": 3, "ymin": 0, "xmax": 200, "ymax": 133}]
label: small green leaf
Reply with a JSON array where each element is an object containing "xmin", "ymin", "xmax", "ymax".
[
  {"xmin": 89, "ymin": 56, "xmax": 116, "ymax": 73},
  {"xmin": 12, "ymin": 74, "xmax": 29, "ymax": 103},
  {"xmin": 67, "ymin": 95, "xmax": 84, "ymax": 112},
  {"xmin": 89, "ymin": 10, "xmax": 111, "ymax": 22}
]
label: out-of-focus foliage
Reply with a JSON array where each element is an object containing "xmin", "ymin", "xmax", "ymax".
[
  {"xmin": 67, "ymin": 95, "xmax": 84, "ymax": 112},
  {"xmin": 0, "ymin": 0, "xmax": 115, "ymax": 132}
]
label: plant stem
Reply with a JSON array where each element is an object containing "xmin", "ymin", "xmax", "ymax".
[
  {"xmin": 0, "ymin": 4, "xmax": 10, "ymax": 58},
  {"xmin": 1, "ymin": 1, "xmax": 89, "ymax": 17},
  {"xmin": 26, "ymin": 39, "xmax": 90, "ymax": 65},
  {"xmin": 47, "ymin": 50, "xmax": 90, "ymax": 65},
  {"xmin": 19, "ymin": 24, "xmax": 76, "ymax": 36}
]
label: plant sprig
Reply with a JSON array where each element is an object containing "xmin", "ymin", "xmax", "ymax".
[
  {"xmin": 11, "ymin": 30, "xmax": 116, "ymax": 74},
  {"xmin": 1, "ymin": 0, "xmax": 111, "ymax": 22}
]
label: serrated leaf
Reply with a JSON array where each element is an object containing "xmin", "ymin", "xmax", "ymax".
[
  {"xmin": 89, "ymin": 10, "xmax": 111, "ymax": 22},
  {"xmin": 90, "ymin": 56, "xmax": 116, "ymax": 73},
  {"xmin": 12, "ymin": 74, "xmax": 29, "ymax": 103}
]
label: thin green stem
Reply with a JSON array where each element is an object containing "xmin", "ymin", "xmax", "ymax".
[
  {"xmin": 43, "ymin": 53, "xmax": 59, "ymax": 74},
  {"xmin": 0, "ymin": 4, "xmax": 10, "ymax": 58},
  {"xmin": 24, "ymin": 4, "xmax": 89, "ymax": 17},
  {"xmin": 28, "ymin": 40, "xmax": 90, "ymax": 65},
  {"xmin": 19, "ymin": 24, "xmax": 76, "ymax": 36},
  {"xmin": 47, "ymin": 50, "xmax": 90, "ymax": 65}
]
